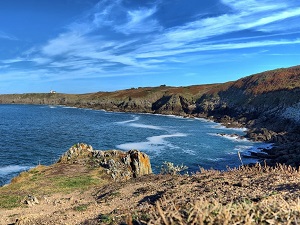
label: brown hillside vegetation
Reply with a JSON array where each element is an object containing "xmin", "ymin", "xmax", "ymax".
[{"xmin": 231, "ymin": 65, "xmax": 300, "ymax": 94}]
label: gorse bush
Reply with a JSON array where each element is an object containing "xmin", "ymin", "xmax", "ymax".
[{"xmin": 160, "ymin": 161, "xmax": 188, "ymax": 175}]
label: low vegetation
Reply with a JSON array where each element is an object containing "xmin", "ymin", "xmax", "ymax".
[
  {"xmin": 144, "ymin": 164, "xmax": 300, "ymax": 225},
  {"xmin": 2, "ymin": 160, "xmax": 300, "ymax": 224},
  {"xmin": 160, "ymin": 161, "xmax": 188, "ymax": 175},
  {"xmin": 78, "ymin": 163, "xmax": 300, "ymax": 225},
  {"xmin": 0, "ymin": 163, "xmax": 106, "ymax": 209}
]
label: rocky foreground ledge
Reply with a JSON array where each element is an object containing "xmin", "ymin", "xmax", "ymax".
[
  {"xmin": 0, "ymin": 143, "xmax": 153, "ymax": 224},
  {"xmin": 1, "ymin": 144, "xmax": 300, "ymax": 224}
]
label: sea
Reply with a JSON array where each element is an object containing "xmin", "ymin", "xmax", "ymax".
[{"xmin": 0, "ymin": 104, "xmax": 272, "ymax": 186}]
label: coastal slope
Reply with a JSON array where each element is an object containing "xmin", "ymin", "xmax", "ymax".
[{"xmin": 1, "ymin": 145, "xmax": 300, "ymax": 225}]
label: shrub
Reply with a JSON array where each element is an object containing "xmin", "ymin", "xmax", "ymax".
[{"xmin": 160, "ymin": 161, "xmax": 188, "ymax": 175}]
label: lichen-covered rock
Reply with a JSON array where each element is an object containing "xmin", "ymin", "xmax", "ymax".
[
  {"xmin": 57, "ymin": 143, "xmax": 152, "ymax": 181},
  {"xmin": 57, "ymin": 143, "xmax": 94, "ymax": 163},
  {"xmin": 128, "ymin": 149, "xmax": 152, "ymax": 177}
]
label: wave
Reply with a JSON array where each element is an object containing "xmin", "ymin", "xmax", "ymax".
[
  {"xmin": 209, "ymin": 124, "xmax": 247, "ymax": 132},
  {"xmin": 115, "ymin": 115, "xmax": 165, "ymax": 130},
  {"xmin": 115, "ymin": 116, "xmax": 140, "ymax": 124},
  {"xmin": 0, "ymin": 165, "xmax": 31, "ymax": 176},
  {"xmin": 194, "ymin": 117, "xmax": 213, "ymax": 123},
  {"xmin": 206, "ymin": 157, "xmax": 225, "ymax": 162},
  {"xmin": 227, "ymin": 143, "xmax": 273, "ymax": 157},
  {"xmin": 182, "ymin": 149, "xmax": 196, "ymax": 155},
  {"xmin": 129, "ymin": 123, "xmax": 164, "ymax": 130},
  {"xmin": 208, "ymin": 133, "xmax": 250, "ymax": 143},
  {"xmin": 61, "ymin": 106, "xmax": 77, "ymax": 109},
  {"xmin": 234, "ymin": 145, "xmax": 253, "ymax": 151},
  {"xmin": 116, "ymin": 133, "xmax": 188, "ymax": 152},
  {"xmin": 241, "ymin": 143, "xmax": 273, "ymax": 157},
  {"xmin": 225, "ymin": 145, "xmax": 253, "ymax": 155}
]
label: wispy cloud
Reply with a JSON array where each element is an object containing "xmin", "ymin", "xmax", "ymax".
[
  {"xmin": 115, "ymin": 7, "xmax": 161, "ymax": 35},
  {"xmin": 0, "ymin": 31, "xmax": 17, "ymax": 40},
  {"xmin": 135, "ymin": 39, "xmax": 300, "ymax": 59},
  {"xmin": 1, "ymin": 0, "xmax": 300, "ymax": 89}
]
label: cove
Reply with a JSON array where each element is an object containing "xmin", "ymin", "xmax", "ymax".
[{"xmin": 0, "ymin": 104, "xmax": 270, "ymax": 185}]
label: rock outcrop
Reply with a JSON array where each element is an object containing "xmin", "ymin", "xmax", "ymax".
[{"xmin": 58, "ymin": 143, "xmax": 152, "ymax": 181}]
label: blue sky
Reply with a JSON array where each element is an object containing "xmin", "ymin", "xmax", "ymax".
[{"xmin": 0, "ymin": 0, "xmax": 300, "ymax": 94}]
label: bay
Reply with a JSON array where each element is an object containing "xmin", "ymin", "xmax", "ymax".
[{"xmin": 0, "ymin": 104, "xmax": 271, "ymax": 185}]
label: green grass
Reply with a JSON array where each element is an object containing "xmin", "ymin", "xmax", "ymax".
[
  {"xmin": 98, "ymin": 214, "xmax": 113, "ymax": 224},
  {"xmin": 73, "ymin": 204, "xmax": 89, "ymax": 212},
  {"xmin": 53, "ymin": 175, "xmax": 100, "ymax": 191},
  {"xmin": 0, "ymin": 195, "xmax": 22, "ymax": 209},
  {"xmin": 0, "ymin": 164, "xmax": 105, "ymax": 209}
]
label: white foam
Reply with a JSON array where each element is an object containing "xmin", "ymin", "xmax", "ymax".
[
  {"xmin": 232, "ymin": 143, "xmax": 273, "ymax": 157},
  {"xmin": 194, "ymin": 117, "xmax": 213, "ymax": 123},
  {"xmin": 234, "ymin": 145, "xmax": 253, "ymax": 151},
  {"xmin": 247, "ymin": 143, "xmax": 273, "ymax": 154},
  {"xmin": 0, "ymin": 165, "xmax": 30, "ymax": 176},
  {"xmin": 208, "ymin": 133, "xmax": 250, "ymax": 143},
  {"xmin": 182, "ymin": 149, "xmax": 196, "ymax": 155},
  {"xmin": 145, "ymin": 113, "xmax": 185, "ymax": 119},
  {"xmin": 129, "ymin": 123, "xmax": 164, "ymax": 130},
  {"xmin": 207, "ymin": 157, "xmax": 225, "ymax": 162},
  {"xmin": 210, "ymin": 124, "xmax": 247, "ymax": 132},
  {"xmin": 115, "ymin": 116, "xmax": 140, "ymax": 124},
  {"xmin": 61, "ymin": 106, "xmax": 77, "ymax": 109},
  {"xmin": 116, "ymin": 133, "xmax": 188, "ymax": 152}
]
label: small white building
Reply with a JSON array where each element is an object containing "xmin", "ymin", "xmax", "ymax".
[{"xmin": 50, "ymin": 90, "xmax": 56, "ymax": 94}]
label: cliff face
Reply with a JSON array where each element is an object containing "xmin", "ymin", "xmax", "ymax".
[{"xmin": 194, "ymin": 67, "xmax": 300, "ymax": 146}]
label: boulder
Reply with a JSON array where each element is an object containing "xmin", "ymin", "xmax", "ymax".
[
  {"xmin": 58, "ymin": 143, "xmax": 93, "ymax": 163},
  {"xmin": 57, "ymin": 143, "xmax": 152, "ymax": 181},
  {"xmin": 128, "ymin": 149, "xmax": 152, "ymax": 177}
]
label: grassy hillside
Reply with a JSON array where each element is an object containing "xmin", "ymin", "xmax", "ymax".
[{"xmin": 1, "ymin": 160, "xmax": 300, "ymax": 224}]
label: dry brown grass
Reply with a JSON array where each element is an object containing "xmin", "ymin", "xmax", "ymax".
[
  {"xmin": 136, "ymin": 163, "xmax": 300, "ymax": 225},
  {"xmin": 3, "ymin": 162, "xmax": 300, "ymax": 224},
  {"xmin": 149, "ymin": 195, "xmax": 300, "ymax": 225}
]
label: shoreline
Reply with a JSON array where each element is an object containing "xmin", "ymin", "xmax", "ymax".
[
  {"xmin": 1, "ymin": 99, "xmax": 300, "ymax": 167},
  {"xmin": 53, "ymin": 103, "xmax": 300, "ymax": 168},
  {"xmin": 2, "ymin": 102, "xmax": 274, "ymax": 164}
]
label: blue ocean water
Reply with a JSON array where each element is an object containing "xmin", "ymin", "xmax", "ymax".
[{"xmin": 0, "ymin": 104, "xmax": 271, "ymax": 185}]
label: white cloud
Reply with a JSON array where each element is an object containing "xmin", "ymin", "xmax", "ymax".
[
  {"xmin": 2, "ymin": 58, "xmax": 24, "ymax": 64},
  {"xmin": 30, "ymin": 57, "xmax": 52, "ymax": 65},
  {"xmin": 0, "ymin": 65, "xmax": 9, "ymax": 69},
  {"xmin": 115, "ymin": 7, "xmax": 161, "ymax": 35},
  {"xmin": 2, "ymin": 0, "xmax": 300, "ymax": 89},
  {"xmin": 42, "ymin": 33, "xmax": 88, "ymax": 56},
  {"xmin": 222, "ymin": 0, "xmax": 287, "ymax": 13},
  {"xmin": 0, "ymin": 31, "xmax": 17, "ymax": 41},
  {"xmin": 135, "ymin": 39, "xmax": 300, "ymax": 59},
  {"xmin": 239, "ymin": 7, "xmax": 300, "ymax": 29}
]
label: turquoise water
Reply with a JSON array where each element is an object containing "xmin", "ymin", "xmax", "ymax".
[{"xmin": 0, "ymin": 104, "xmax": 270, "ymax": 185}]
